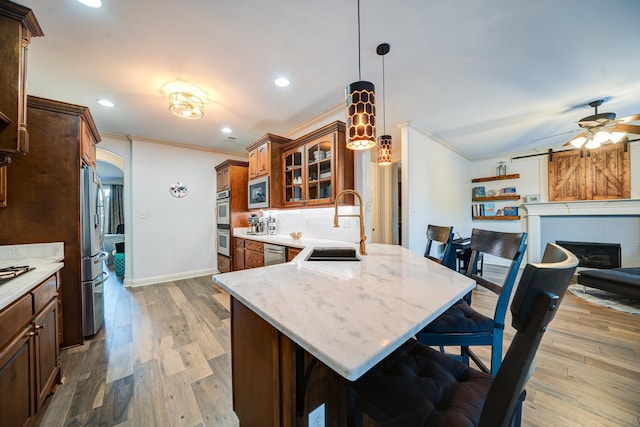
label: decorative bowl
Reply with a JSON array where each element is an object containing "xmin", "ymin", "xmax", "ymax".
[{"xmin": 290, "ymin": 232, "xmax": 303, "ymax": 240}]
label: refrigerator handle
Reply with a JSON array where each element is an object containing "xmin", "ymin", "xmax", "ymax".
[
  {"xmin": 95, "ymin": 270, "xmax": 110, "ymax": 286},
  {"xmin": 95, "ymin": 251, "xmax": 109, "ymax": 263}
]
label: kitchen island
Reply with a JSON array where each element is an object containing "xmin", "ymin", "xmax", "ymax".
[{"xmin": 212, "ymin": 242, "xmax": 475, "ymax": 426}]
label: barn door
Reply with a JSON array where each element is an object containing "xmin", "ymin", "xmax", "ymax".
[{"xmin": 549, "ymin": 144, "xmax": 629, "ymax": 201}]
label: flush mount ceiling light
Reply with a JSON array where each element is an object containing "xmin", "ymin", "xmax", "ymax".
[
  {"xmin": 376, "ymin": 43, "xmax": 392, "ymax": 165},
  {"xmin": 274, "ymin": 77, "xmax": 290, "ymax": 87},
  {"xmin": 169, "ymin": 92, "xmax": 204, "ymax": 119},
  {"xmin": 345, "ymin": 0, "xmax": 376, "ymax": 150},
  {"xmin": 97, "ymin": 99, "xmax": 115, "ymax": 107}
]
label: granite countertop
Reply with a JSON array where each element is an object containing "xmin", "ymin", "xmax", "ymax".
[
  {"xmin": 212, "ymin": 242, "xmax": 475, "ymax": 381},
  {"xmin": 0, "ymin": 243, "xmax": 65, "ymax": 311}
]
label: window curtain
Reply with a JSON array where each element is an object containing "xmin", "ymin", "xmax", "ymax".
[{"xmin": 109, "ymin": 184, "xmax": 124, "ymax": 234}]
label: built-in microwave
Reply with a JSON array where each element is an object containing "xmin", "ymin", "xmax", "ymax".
[{"xmin": 248, "ymin": 176, "xmax": 269, "ymax": 209}]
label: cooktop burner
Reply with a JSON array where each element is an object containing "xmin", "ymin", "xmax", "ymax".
[{"xmin": 0, "ymin": 265, "xmax": 35, "ymax": 285}]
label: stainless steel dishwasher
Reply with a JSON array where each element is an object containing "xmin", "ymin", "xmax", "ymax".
[{"xmin": 264, "ymin": 243, "xmax": 286, "ymax": 266}]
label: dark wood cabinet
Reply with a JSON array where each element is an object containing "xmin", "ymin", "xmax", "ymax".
[
  {"xmin": 0, "ymin": 96, "xmax": 101, "ymax": 347},
  {"xmin": 231, "ymin": 298, "xmax": 348, "ymax": 426},
  {"xmin": 0, "ymin": 272, "xmax": 61, "ymax": 427},
  {"xmin": 234, "ymin": 238, "xmax": 245, "ymax": 271},
  {"xmin": 0, "ymin": 165, "xmax": 6, "ymax": 207},
  {"xmin": 244, "ymin": 240, "xmax": 264, "ymax": 269},
  {"xmin": 0, "ymin": 0, "xmax": 43, "ymax": 165},
  {"xmin": 281, "ymin": 121, "xmax": 354, "ymax": 207},
  {"xmin": 245, "ymin": 134, "xmax": 290, "ymax": 208},
  {"xmin": 215, "ymin": 160, "xmax": 249, "ymax": 272},
  {"xmin": 286, "ymin": 247, "xmax": 302, "ymax": 262}
]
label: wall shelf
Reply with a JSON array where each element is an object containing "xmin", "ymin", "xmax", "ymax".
[
  {"xmin": 472, "ymin": 194, "xmax": 520, "ymax": 202},
  {"xmin": 472, "ymin": 216, "xmax": 521, "ymax": 221},
  {"xmin": 471, "ymin": 173, "xmax": 520, "ymax": 183}
]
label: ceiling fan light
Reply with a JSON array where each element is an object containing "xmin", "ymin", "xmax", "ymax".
[
  {"xmin": 593, "ymin": 131, "xmax": 610, "ymax": 144},
  {"xmin": 585, "ymin": 139, "xmax": 601, "ymax": 149},
  {"xmin": 570, "ymin": 136, "xmax": 586, "ymax": 148},
  {"xmin": 610, "ymin": 132, "xmax": 626, "ymax": 143}
]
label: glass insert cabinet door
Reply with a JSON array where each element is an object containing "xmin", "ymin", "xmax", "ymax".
[
  {"xmin": 283, "ymin": 148, "xmax": 304, "ymax": 204},
  {"xmin": 307, "ymin": 140, "xmax": 333, "ymax": 202}
]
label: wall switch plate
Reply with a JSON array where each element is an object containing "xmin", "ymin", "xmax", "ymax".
[{"xmin": 308, "ymin": 403, "xmax": 325, "ymax": 427}]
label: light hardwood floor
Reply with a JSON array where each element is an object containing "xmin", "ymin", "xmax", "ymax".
[{"xmin": 35, "ymin": 266, "xmax": 640, "ymax": 426}]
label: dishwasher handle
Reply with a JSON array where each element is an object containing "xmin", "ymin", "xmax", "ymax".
[{"xmin": 265, "ymin": 247, "xmax": 285, "ymax": 254}]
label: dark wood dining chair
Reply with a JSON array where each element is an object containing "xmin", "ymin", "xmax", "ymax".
[
  {"xmin": 417, "ymin": 228, "xmax": 527, "ymax": 375},
  {"xmin": 348, "ymin": 243, "xmax": 578, "ymax": 427},
  {"xmin": 424, "ymin": 225, "xmax": 455, "ymax": 270}
]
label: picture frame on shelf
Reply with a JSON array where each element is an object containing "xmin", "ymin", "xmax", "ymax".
[{"xmin": 524, "ymin": 194, "xmax": 540, "ymax": 203}]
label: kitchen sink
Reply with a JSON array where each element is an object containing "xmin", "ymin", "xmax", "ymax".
[{"xmin": 306, "ymin": 248, "xmax": 360, "ymax": 262}]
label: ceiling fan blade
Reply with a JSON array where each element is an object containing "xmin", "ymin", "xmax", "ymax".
[
  {"xmin": 617, "ymin": 113, "xmax": 640, "ymax": 123},
  {"xmin": 530, "ymin": 129, "xmax": 580, "ymax": 143},
  {"xmin": 611, "ymin": 123, "xmax": 640, "ymax": 134},
  {"xmin": 563, "ymin": 131, "xmax": 588, "ymax": 146}
]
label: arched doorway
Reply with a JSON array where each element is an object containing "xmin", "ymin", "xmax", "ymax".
[{"xmin": 96, "ymin": 149, "xmax": 125, "ymax": 274}]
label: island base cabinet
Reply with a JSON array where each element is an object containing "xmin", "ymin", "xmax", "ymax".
[{"xmin": 231, "ymin": 298, "xmax": 349, "ymax": 426}]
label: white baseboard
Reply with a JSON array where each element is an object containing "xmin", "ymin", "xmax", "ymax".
[{"xmin": 125, "ymin": 267, "xmax": 218, "ymax": 288}]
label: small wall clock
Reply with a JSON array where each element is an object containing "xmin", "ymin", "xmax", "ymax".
[{"xmin": 169, "ymin": 182, "xmax": 188, "ymax": 198}]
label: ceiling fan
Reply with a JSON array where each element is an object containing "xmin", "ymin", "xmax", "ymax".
[{"xmin": 565, "ymin": 100, "xmax": 640, "ymax": 149}]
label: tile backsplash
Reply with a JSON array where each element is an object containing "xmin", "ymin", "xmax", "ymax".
[{"xmin": 260, "ymin": 206, "xmax": 362, "ymax": 243}]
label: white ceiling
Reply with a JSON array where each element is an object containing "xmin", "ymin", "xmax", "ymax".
[{"xmin": 19, "ymin": 0, "xmax": 640, "ymax": 159}]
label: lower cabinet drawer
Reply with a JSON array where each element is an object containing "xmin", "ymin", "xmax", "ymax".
[
  {"xmin": 245, "ymin": 240, "xmax": 264, "ymax": 253},
  {"xmin": 32, "ymin": 275, "xmax": 57, "ymax": 314},
  {"xmin": 245, "ymin": 250, "xmax": 264, "ymax": 268},
  {"xmin": 0, "ymin": 294, "xmax": 33, "ymax": 349}
]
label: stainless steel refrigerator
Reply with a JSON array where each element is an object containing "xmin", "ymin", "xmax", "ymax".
[{"xmin": 81, "ymin": 165, "xmax": 109, "ymax": 337}]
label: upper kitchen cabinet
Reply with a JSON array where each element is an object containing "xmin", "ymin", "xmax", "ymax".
[
  {"xmin": 80, "ymin": 118, "xmax": 97, "ymax": 167},
  {"xmin": 281, "ymin": 121, "xmax": 354, "ymax": 207},
  {"xmin": 245, "ymin": 133, "xmax": 290, "ymax": 208},
  {"xmin": 0, "ymin": 0, "xmax": 43, "ymax": 166},
  {"xmin": 0, "ymin": 95, "xmax": 101, "ymax": 348}
]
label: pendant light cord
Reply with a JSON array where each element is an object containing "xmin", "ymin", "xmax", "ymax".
[
  {"xmin": 382, "ymin": 53, "xmax": 386, "ymax": 134},
  {"xmin": 357, "ymin": 0, "xmax": 362, "ymax": 80}
]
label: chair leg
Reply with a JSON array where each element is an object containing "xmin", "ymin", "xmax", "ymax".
[{"xmin": 491, "ymin": 331, "xmax": 504, "ymax": 376}]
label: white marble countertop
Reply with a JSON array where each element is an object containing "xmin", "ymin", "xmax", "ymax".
[
  {"xmin": 212, "ymin": 242, "xmax": 475, "ymax": 381},
  {"xmin": 0, "ymin": 243, "xmax": 65, "ymax": 311}
]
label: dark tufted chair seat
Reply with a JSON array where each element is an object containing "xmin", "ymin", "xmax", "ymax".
[
  {"xmin": 354, "ymin": 339, "xmax": 493, "ymax": 427},
  {"xmin": 421, "ymin": 300, "xmax": 494, "ymax": 333}
]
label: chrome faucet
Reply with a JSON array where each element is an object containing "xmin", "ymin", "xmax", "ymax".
[{"xmin": 334, "ymin": 189, "xmax": 367, "ymax": 255}]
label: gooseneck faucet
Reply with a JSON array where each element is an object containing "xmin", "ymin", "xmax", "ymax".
[{"xmin": 334, "ymin": 189, "xmax": 367, "ymax": 255}]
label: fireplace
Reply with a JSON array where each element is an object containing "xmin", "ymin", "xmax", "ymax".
[
  {"xmin": 522, "ymin": 199, "xmax": 640, "ymax": 266},
  {"xmin": 555, "ymin": 241, "xmax": 621, "ymax": 269}
]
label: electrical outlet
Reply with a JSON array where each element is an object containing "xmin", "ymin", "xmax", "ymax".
[
  {"xmin": 308, "ymin": 403, "xmax": 325, "ymax": 427},
  {"xmin": 340, "ymin": 217, "xmax": 350, "ymax": 228}
]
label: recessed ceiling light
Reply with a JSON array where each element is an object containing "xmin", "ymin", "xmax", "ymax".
[
  {"xmin": 77, "ymin": 0, "xmax": 102, "ymax": 8},
  {"xmin": 97, "ymin": 99, "xmax": 115, "ymax": 107},
  {"xmin": 274, "ymin": 77, "xmax": 290, "ymax": 87},
  {"xmin": 222, "ymin": 127, "xmax": 232, "ymax": 134}
]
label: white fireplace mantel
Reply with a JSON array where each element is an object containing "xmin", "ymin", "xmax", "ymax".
[{"xmin": 522, "ymin": 199, "xmax": 640, "ymax": 262}]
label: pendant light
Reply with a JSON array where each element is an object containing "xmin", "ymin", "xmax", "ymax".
[
  {"xmin": 376, "ymin": 43, "xmax": 392, "ymax": 165},
  {"xmin": 345, "ymin": 0, "xmax": 376, "ymax": 150}
]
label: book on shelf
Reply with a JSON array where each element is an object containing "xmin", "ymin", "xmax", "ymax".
[
  {"xmin": 472, "ymin": 186, "xmax": 486, "ymax": 198},
  {"xmin": 503, "ymin": 206, "xmax": 519, "ymax": 216},
  {"xmin": 485, "ymin": 203, "xmax": 496, "ymax": 216}
]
